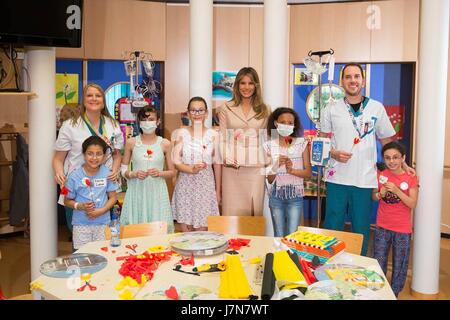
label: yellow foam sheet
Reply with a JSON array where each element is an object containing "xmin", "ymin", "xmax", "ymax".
[
  {"xmin": 219, "ymin": 254, "xmax": 253, "ymax": 299},
  {"xmin": 272, "ymin": 250, "xmax": 307, "ymax": 284}
]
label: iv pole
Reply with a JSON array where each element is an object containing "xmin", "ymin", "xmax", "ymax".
[{"xmin": 307, "ymin": 48, "xmax": 334, "ymax": 228}]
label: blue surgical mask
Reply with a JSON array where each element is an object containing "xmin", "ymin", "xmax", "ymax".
[
  {"xmin": 276, "ymin": 123, "xmax": 294, "ymax": 137},
  {"xmin": 140, "ymin": 121, "xmax": 157, "ymax": 134}
]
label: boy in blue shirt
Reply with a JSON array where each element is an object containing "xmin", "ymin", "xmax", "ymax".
[{"xmin": 65, "ymin": 136, "xmax": 118, "ymax": 250}]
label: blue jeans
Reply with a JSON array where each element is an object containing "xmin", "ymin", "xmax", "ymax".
[
  {"xmin": 373, "ymin": 227, "xmax": 411, "ymax": 297},
  {"xmin": 268, "ymin": 196, "xmax": 303, "ymax": 237}
]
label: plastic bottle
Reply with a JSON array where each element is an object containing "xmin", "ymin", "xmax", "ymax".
[{"xmin": 110, "ymin": 211, "xmax": 121, "ymax": 247}]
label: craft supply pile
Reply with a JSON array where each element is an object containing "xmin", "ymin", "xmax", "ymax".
[{"xmin": 34, "ymin": 231, "xmax": 387, "ymax": 300}]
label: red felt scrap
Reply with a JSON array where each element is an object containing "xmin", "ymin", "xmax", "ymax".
[
  {"xmin": 118, "ymin": 250, "xmax": 172, "ymax": 283},
  {"xmin": 165, "ymin": 286, "xmax": 179, "ymax": 300},
  {"xmin": 177, "ymin": 253, "xmax": 195, "ymax": 266},
  {"xmin": 100, "ymin": 247, "xmax": 108, "ymax": 252},
  {"xmin": 228, "ymin": 238, "xmax": 251, "ymax": 250}
]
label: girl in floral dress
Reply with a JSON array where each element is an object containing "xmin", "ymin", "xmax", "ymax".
[
  {"xmin": 171, "ymin": 97, "xmax": 221, "ymax": 232},
  {"xmin": 120, "ymin": 106, "xmax": 175, "ymax": 232}
]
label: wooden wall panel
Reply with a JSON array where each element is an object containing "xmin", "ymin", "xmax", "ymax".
[
  {"xmin": 84, "ymin": 0, "xmax": 166, "ymax": 60},
  {"xmin": 370, "ymin": 0, "xmax": 419, "ymax": 62},
  {"xmin": 165, "ymin": 5, "xmax": 189, "ymax": 116},
  {"xmin": 289, "ymin": 2, "xmax": 371, "ymax": 63},
  {"xmin": 214, "ymin": 6, "xmax": 250, "ymax": 71},
  {"xmin": 248, "ymin": 6, "xmax": 264, "ymax": 79}
]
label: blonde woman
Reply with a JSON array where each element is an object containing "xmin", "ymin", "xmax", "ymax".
[
  {"xmin": 53, "ymin": 84, "xmax": 123, "ymax": 235},
  {"xmin": 216, "ymin": 67, "xmax": 270, "ymax": 216}
]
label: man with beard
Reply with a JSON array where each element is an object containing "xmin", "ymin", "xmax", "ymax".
[{"xmin": 319, "ymin": 63, "xmax": 414, "ymax": 256}]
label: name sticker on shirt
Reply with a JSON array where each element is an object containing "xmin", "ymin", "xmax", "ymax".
[
  {"xmin": 94, "ymin": 178, "xmax": 107, "ymax": 188},
  {"xmin": 400, "ymin": 182, "xmax": 409, "ymax": 190}
]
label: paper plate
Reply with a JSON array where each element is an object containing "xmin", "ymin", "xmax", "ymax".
[
  {"xmin": 39, "ymin": 253, "xmax": 108, "ymax": 278},
  {"xmin": 314, "ymin": 264, "xmax": 385, "ymax": 290},
  {"xmin": 305, "ymin": 280, "xmax": 383, "ymax": 300},
  {"xmin": 169, "ymin": 231, "xmax": 228, "ymax": 256}
]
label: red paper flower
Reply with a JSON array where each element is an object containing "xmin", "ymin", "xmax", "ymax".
[
  {"xmin": 60, "ymin": 186, "xmax": 70, "ymax": 196},
  {"xmin": 82, "ymin": 177, "xmax": 92, "ymax": 187},
  {"xmin": 147, "ymin": 149, "xmax": 153, "ymax": 156},
  {"xmin": 234, "ymin": 129, "xmax": 244, "ymax": 140},
  {"xmin": 165, "ymin": 286, "xmax": 179, "ymax": 300},
  {"xmin": 284, "ymin": 137, "xmax": 293, "ymax": 145},
  {"xmin": 353, "ymin": 137, "xmax": 360, "ymax": 145}
]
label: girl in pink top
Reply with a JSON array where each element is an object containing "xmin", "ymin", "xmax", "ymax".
[{"xmin": 372, "ymin": 141, "xmax": 418, "ymax": 297}]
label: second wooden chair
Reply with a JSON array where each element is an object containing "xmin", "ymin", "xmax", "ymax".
[
  {"xmin": 207, "ymin": 216, "xmax": 266, "ymax": 236},
  {"xmin": 105, "ymin": 221, "xmax": 168, "ymax": 240},
  {"xmin": 297, "ymin": 226, "xmax": 363, "ymax": 255}
]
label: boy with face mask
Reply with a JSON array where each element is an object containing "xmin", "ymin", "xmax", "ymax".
[
  {"xmin": 119, "ymin": 106, "xmax": 176, "ymax": 232},
  {"xmin": 263, "ymin": 107, "xmax": 312, "ymax": 237}
]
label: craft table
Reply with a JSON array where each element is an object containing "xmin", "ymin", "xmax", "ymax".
[{"xmin": 32, "ymin": 234, "xmax": 396, "ymax": 300}]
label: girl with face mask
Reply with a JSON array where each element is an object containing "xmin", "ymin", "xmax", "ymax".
[
  {"xmin": 170, "ymin": 97, "xmax": 221, "ymax": 232},
  {"xmin": 119, "ymin": 105, "xmax": 176, "ymax": 232},
  {"xmin": 263, "ymin": 108, "xmax": 312, "ymax": 237}
]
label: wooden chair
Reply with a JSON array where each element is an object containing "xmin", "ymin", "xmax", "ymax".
[
  {"xmin": 207, "ymin": 216, "xmax": 266, "ymax": 236},
  {"xmin": 105, "ymin": 221, "xmax": 168, "ymax": 240},
  {"xmin": 9, "ymin": 293, "xmax": 34, "ymax": 300},
  {"xmin": 297, "ymin": 226, "xmax": 363, "ymax": 255}
]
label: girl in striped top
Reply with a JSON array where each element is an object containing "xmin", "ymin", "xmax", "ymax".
[{"xmin": 263, "ymin": 107, "xmax": 312, "ymax": 237}]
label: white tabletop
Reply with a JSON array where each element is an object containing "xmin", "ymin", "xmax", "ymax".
[{"xmin": 32, "ymin": 234, "xmax": 396, "ymax": 300}]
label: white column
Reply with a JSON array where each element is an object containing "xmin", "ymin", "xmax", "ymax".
[
  {"xmin": 189, "ymin": 0, "xmax": 213, "ymax": 126},
  {"xmin": 26, "ymin": 47, "xmax": 58, "ymax": 281},
  {"xmin": 412, "ymin": 0, "xmax": 449, "ymax": 298},
  {"xmin": 262, "ymin": 0, "xmax": 288, "ymax": 236},
  {"xmin": 263, "ymin": 0, "xmax": 288, "ymax": 109}
]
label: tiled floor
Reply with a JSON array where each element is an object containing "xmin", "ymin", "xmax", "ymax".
[{"xmin": 0, "ymin": 225, "xmax": 449, "ymax": 299}]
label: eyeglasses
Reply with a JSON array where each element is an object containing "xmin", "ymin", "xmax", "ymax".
[
  {"xmin": 384, "ymin": 155, "xmax": 402, "ymax": 161},
  {"xmin": 189, "ymin": 109, "xmax": 206, "ymax": 115},
  {"xmin": 86, "ymin": 152, "xmax": 104, "ymax": 158}
]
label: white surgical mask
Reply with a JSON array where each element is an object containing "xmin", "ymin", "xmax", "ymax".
[
  {"xmin": 276, "ymin": 123, "xmax": 294, "ymax": 137},
  {"xmin": 140, "ymin": 121, "xmax": 157, "ymax": 134}
]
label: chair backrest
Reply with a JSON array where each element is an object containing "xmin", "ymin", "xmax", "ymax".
[
  {"xmin": 105, "ymin": 221, "xmax": 168, "ymax": 240},
  {"xmin": 207, "ymin": 216, "xmax": 266, "ymax": 236},
  {"xmin": 297, "ymin": 226, "xmax": 363, "ymax": 255},
  {"xmin": 9, "ymin": 293, "xmax": 34, "ymax": 300}
]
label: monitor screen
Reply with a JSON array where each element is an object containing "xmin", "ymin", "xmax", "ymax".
[{"xmin": 0, "ymin": 0, "xmax": 83, "ymax": 48}]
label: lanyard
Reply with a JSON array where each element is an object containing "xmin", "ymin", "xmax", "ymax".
[
  {"xmin": 344, "ymin": 97, "xmax": 368, "ymax": 138},
  {"xmin": 82, "ymin": 113, "xmax": 108, "ymax": 139}
]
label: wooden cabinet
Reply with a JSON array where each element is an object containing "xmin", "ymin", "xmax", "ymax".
[{"xmin": 0, "ymin": 124, "xmax": 28, "ymax": 235}]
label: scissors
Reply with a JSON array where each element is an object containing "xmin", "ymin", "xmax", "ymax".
[{"xmin": 125, "ymin": 244, "xmax": 138, "ymax": 253}]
